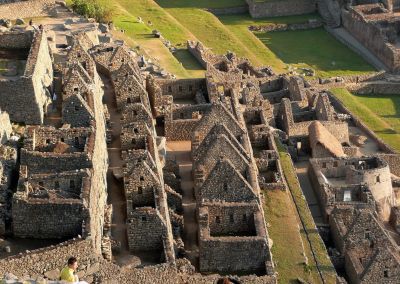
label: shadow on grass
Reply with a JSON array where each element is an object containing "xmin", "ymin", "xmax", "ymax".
[
  {"xmin": 219, "ymin": 12, "xmax": 321, "ymax": 26},
  {"xmin": 255, "ymin": 28, "xmax": 374, "ymax": 73},
  {"xmin": 173, "ymin": 49, "xmax": 205, "ymax": 73},
  {"xmin": 155, "ymin": 0, "xmax": 246, "ymax": 9}
]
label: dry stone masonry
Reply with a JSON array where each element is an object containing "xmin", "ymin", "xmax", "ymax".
[{"xmin": 1, "ymin": 1, "xmax": 400, "ymax": 283}]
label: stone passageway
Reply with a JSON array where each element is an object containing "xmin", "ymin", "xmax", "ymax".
[
  {"xmin": 101, "ymin": 74, "xmax": 132, "ymax": 265},
  {"xmin": 166, "ymin": 141, "xmax": 199, "ymax": 268}
]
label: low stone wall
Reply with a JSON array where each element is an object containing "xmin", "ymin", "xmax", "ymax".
[
  {"xmin": 327, "ymin": 92, "xmax": 396, "ymax": 154},
  {"xmin": 246, "ymin": 0, "xmax": 317, "ymax": 18},
  {"xmin": 249, "ymin": 20, "xmax": 323, "ymax": 32},
  {"xmin": 207, "ymin": 6, "xmax": 249, "ymax": 16},
  {"xmin": 348, "ymin": 82, "xmax": 400, "ymax": 94},
  {"xmin": 0, "ymin": 238, "xmax": 101, "ymax": 279},
  {"xmin": 165, "ymin": 119, "xmax": 198, "ymax": 141},
  {"xmin": 377, "ymin": 153, "xmax": 400, "ymax": 177}
]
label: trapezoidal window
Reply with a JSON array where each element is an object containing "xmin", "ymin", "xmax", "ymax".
[{"xmin": 384, "ymin": 270, "xmax": 389, "ymax": 278}]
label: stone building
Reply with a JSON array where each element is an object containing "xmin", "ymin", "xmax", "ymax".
[
  {"xmin": 309, "ymin": 156, "xmax": 395, "ymax": 221},
  {"xmin": 92, "ymin": 42, "xmax": 176, "ymax": 263},
  {"xmin": 0, "ymin": 30, "xmax": 53, "ymax": 124},
  {"xmin": 10, "ymin": 36, "xmax": 108, "ymax": 254},
  {"xmin": 342, "ymin": 3, "xmax": 400, "ymax": 73},
  {"xmin": 330, "ymin": 207, "xmax": 400, "ymax": 283},
  {"xmin": 309, "ymin": 121, "xmax": 347, "ymax": 158},
  {"xmin": 14, "ymin": 123, "xmax": 107, "ymax": 251},
  {"xmin": 190, "ymin": 103, "xmax": 274, "ymax": 275},
  {"xmin": 276, "ymin": 88, "xmax": 350, "ymax": 155}
]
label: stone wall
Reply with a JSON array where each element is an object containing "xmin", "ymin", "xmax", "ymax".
[
  {"xmin": 0, "ymin": 31, "xmax": 53, "ymax": 124},
  {"xmin": 12, "ymin": 198, "xmax": 85, "ymax": 238},
  {"xmin": 165, "ymin": 119, "xmax": 199, "ymax": 141},
  {"xmin": 342, "ymin": 8, "xmax": 400, "ymax": 72},
  {"xmin": 0, "ymin": 30, "xmax": 33, "ymax": 49},
  {"xmin": 199, "ymin": 236, "xmax": 269, "ymax": 274},
  {"xmin": 127, "ymin": 208, "xmax": 168, "ymax": 253},
  {"xmin": 0, "ymin": 0, "xmax": 56, "ymax": 20},
  {"xmin": 154, "ymin": 78, "xmax": 207, "ymax": 100},
  {"xmin": 0, "ymin": 238, "xmax": 102, "ymax": 279},
  {"xmin": 377, "ymin": 153, "xmax": 400, "ymax": 177},
  {"xmin": 207, "ymin": 6, "xmax": 249, "ymax": 16},
  {"xmin": 246, "ymin": 0, "xmax": 317, "ymax": 18},
  {"xmin": 328, "ymin": 92, "xmax": 396, "ymax": 154}
]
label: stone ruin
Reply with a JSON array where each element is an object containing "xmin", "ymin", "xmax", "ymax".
[
  {"xmin": 0, "ymin": 30, "xmax": 53, "ymax": 124},
  {"xmin": 342, "ymin": 2, "xmax": 400, "ymax": 72},
  {"xmin": 0, "ymin": 1, "xmax": 399, "ymax": 281}
]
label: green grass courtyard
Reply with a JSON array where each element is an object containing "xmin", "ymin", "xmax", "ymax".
[
  {"xmin": 331, "ymin": 88, "xmax": 400, "ymax": 152},
  {"xmin": 93, "ymin": 0, "xmax": 376, "ymax": 78}
]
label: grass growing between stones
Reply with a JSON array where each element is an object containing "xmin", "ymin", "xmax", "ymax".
[
  {"xmin": 263, "ymin": 189, "xmax": 321, "ymax": 283},
  {"xmin": 331, "ymin": 88, "xmax": 400, "ymax": 152},
  {"xmin": 255, "ymin": 27, "xmax": 375, "ymax": 77},
  {"xmin": 275, "ymin": 139, "xmax": 337, "ymax": 283}
]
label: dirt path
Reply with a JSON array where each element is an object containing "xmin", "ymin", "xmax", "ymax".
[
  {"xmin": 101, "ymin": 74, "xmax": 133, "ymax": 265},
  {"xmin": 166, "ymin": 141, "xmax": 199, "ymax": 269}
]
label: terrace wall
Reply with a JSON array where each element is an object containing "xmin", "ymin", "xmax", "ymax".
[{"xmin": 246, "ymin": 0, "xmax": 317, "ymax": 18}]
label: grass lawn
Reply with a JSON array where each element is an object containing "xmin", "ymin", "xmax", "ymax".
[
  {"xmin": 100, "ymin": 0, "xmax": 204, "ymax": 78},
  {"xmin": 155, "ymin": 1, "xmax": 375, "ymax": 77},
  {"xmin": 74, "ymin": 1, "xmax": 375, "ymax": 78},
  {"xmin": 255, "ymin": 28, "xmax": 375, "ymax": 77},
  {"xmin": 276, "ymin": 139, "xmax": 337, "ymax": 283},
  {"xmin": 331, "ymin": 88, "xmax": 400, "ymax": 152},
  {"xmin": 263, "ymin": 189, "xmax": 322, "ymax": 283}
]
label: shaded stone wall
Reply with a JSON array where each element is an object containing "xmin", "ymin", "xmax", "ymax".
[
  {"xmin": 12, "ymin": 199, "xmax": 85, "ymax": 238},
  {"xmin": 246, "ymin": 0, "xmax": 317, "ymax": 18},
  {"xmin": 342, "ymin": 8, "xmax": 400, "ymax": 72},
  {"xmin": 155, "ymin": 78, "xmax": 206, "ymax": 100},
  {"xmin": 199, "ymin": 237, "xmax": 268, "ymax": 273},
  {"xmin": 206, "ymin": 204, "xmax": 257, "ymax": 236},
  {"xmin": 0, "ymin": 31, "xmax": 53, "ymax": 124}
]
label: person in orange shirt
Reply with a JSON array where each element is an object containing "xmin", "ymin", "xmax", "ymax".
[{"xmin": 60, "ymin": 257, "xmax": 79, "ymax": 283}]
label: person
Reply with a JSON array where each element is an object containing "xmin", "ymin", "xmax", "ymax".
[
  {"xmin": 60, "ymin": 257, "xmax": 79, "ymax": 283},
  {"xmin": 29, "ymin": 19, "xmax": 32, "ymax": 26}
]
